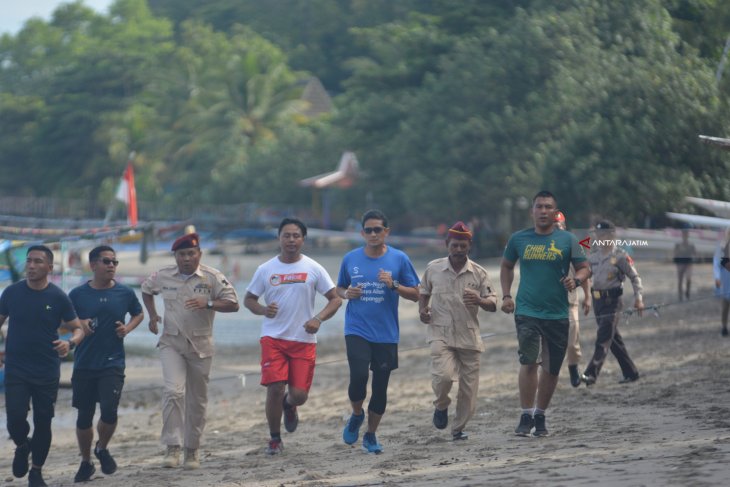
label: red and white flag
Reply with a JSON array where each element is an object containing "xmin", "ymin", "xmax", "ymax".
[{"xmin": 115, "ymin": 161, "xmax": 138, "ymax": 227}]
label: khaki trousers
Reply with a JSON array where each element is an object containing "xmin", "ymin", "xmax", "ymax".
[
  {"xmin": 430, "ymin": 340, "xmax": 482, "ymax": 435},
  {"xmin": 566, "ymin": 303, "xmax": 582, "ymax": 366},
  {"xmin": 159, "ymin": 342, "xmax": 212, "ymax": 449}
]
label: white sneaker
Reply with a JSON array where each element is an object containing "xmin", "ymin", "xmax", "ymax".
[
  {"xmin": 163, "ymin": 445, "xmax": 181, "ymax": 468},
  {"xmin": 183, "ymin": 448, "xmax": 200, "ymax": 470}
]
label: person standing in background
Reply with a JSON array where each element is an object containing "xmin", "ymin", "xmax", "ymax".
[
  {"xmin": 714, "ymin": 229, "xmax": 730, "ymax": 337},
  {"xmin": 673, "ymin": 228, "xmax": 696, "ymax": 301}
]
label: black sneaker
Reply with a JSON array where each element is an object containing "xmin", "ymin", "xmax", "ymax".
[
  {"xmin": 12, "ymin": 438, "xmax": 31, "ymax": 478},
  {"xmin": 722, "ymin": 327, "xmax": 728, "ymax": 337},
  {"xmin": 618, "ymin": 374, "xmax": 639, "ymax": 384},
  {"xmin": 282, "ymin": 393, "xmax": 299, "ymax": 433},
  {"xmin": 94, "ymin": 444, "xmax": 117, "ymax": 475},
  {"xmin": 452, "ymin": 431, "xmax": 468, "ymax": 441},
  {"xmin": 568, "ymin": 365, "xmax": 581, "ymax": 388},
  {"xmin": 514, "ymin": 413, "xmax": 534, "ymax": 436},
  {"xmin": 28, "ymin": 468, "xmax": 47, "ymax": 487},
  {"xmin": 433, "ymin": 408, "xmax": 448, "ymax": 430},
  {"xmin": 532, "ymin": 413, "xmax": 549, "ymax": 437},
  {"xmin": 74, "ymin": 461, "xmax": 95, "ymax": 482},
  {"xmin": 581, "ymin": 373, "xmax": 596, "ymax": 386}
]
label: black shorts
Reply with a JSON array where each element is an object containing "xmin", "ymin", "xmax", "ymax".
[
  {"xmin": 71, "ymin": 367, "xmax": 125, "ymax": 412},
  {"xmin": 345, "ymin": 335, "xmax": 398, "ymax": 372},
  {"xmin": 515, "ymin": 314, "xmax": 569, "ymax": 376},
  {"xmin": 4, "ymin": 374, "xmax": 59, "ymax": 420}
]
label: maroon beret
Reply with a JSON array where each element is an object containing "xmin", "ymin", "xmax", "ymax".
[
  {"xmin": 447, "ymin": 221, "xmax": 472, "ymax": 241},
  {"xmin": 172, "ymin": 232, "xmax": 200, "ymax": 251}
]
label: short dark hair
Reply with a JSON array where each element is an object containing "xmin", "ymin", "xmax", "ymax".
[
  {"xmin": 361, "ymin": 209, "xmax": 389, "ymax": 228},
  {"xmin": 89, "ymin": 245, "xmax": 116, "ymax": 262},
  {"xmin": 26, "ymin": 245, "xmax": 54, "ymax": 263},
  {"xmin": 278, "ymin": 217, "xmax": 307, "ymax": 237},
  {"xmin": 532, "ymin": 190, "xmax": 557, "ymax": 205}
]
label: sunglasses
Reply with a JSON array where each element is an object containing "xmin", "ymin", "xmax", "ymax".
[
  {"xmin": 99, "ymin": 258, "xmax": 119, "ymax": 266},
  {"xmin": 363, "ymin": 227, "xmax": 385, "ymax": 234}
]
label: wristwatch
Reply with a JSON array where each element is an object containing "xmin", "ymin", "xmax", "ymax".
[
  {"xmin": 206, "ymin": 299, "xmax": 214, "ymax": 309},
  {"xmin": 68, "ymin": 340, "xmax": 76, "ymax": 351},
  {"xmin": 391, "ymin": 280, "xmax": 400, "ymax": 290},
  {"xmin": 574, "ymin": 278, "xmax": 582, "ymax": 288}
]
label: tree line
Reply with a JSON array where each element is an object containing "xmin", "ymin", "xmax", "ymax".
[{"xmin": 0, "ymin": 0, "xmax": 728, "ymax": 237}]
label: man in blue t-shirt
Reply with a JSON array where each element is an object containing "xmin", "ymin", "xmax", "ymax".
[
  {"xmin": 500, "ymin": 191, "xmax": 591, "ymax": 438},
  {"xmin": 68, "ymin": 246, "xmax": 144, "ymax": 482},
  {"xmin": 0, "ymin": 245, "xmax": 85, "ymax": 487},
  {"xmin": 337, "ymin": 209, "xmax": 420, "ymax": 454}
]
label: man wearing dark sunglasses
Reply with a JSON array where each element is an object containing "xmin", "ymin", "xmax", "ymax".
[
  {"xmin": 337, "ymin": 209, "xmax": 420, "ymax": 454},
  {"xmin": 68, "ymin": 245, "xmax": 144, "ymax": 482}
]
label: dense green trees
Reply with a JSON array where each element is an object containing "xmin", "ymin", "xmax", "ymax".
[{"xmin": 0, "ymin": 0, "xmax": 727, "ymax": 234}]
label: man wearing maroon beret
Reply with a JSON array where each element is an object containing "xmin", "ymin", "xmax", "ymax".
[
  {"xmin": 141, "ymin": 232, "xmax": 239, "ymax": 470},
  {"xmin": 418, "ymin": 221, "xmax": 497, "ymax": 440}
]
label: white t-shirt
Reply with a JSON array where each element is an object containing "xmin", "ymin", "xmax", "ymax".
[{"xmin": 246, "ymin": 254, "xmax": 336, "ymax": 343}]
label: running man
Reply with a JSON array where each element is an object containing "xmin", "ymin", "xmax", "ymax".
[{"xmin": 244, "ymin": 217, "xmax": 341, "ymax": 455}]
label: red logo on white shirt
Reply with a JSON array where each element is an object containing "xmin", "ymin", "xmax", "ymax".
[{"xmin": 270, "ymin": 273, "xmax": 308, "ymax": 286}]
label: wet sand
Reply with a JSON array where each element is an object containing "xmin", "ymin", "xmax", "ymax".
[{"xmin": 1, "ymin": 250, "xmax": 729, "ymax": 486}]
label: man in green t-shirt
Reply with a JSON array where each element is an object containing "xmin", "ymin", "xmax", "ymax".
[{"xmin": 500, "ymin": 190, "xmax": 591, "ymax": 437}]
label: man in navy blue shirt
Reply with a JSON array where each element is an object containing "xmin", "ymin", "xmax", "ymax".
[
  {"xmin": 69, "ymin": 246, "xmax": 144, "ymax": 482},
  {"xmin": 0, "ymin": 245, "xmax": 85, "ymax": 487}
]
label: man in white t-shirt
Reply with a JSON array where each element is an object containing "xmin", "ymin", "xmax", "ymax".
[{"xmin": 244, "ymin": 217, "xmax": 342, "ymax": 455}]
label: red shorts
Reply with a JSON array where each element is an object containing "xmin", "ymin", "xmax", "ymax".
[{"xmin": 259, "ymin": 336, "xmax": 316, "ymax": 391}]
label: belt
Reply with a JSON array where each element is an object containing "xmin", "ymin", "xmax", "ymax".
[{"xmin": 592, "ymin": 288, "xmax": 622, "ymax": 299}]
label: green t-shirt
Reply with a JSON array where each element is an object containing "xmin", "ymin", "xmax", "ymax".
[{"xmin": 503, "ymin": 228, "xmax": 586, "ymax": 319}]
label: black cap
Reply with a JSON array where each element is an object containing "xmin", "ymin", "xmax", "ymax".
[{"xmin": 595, "ymin": 220, "xmax": 615, "ymax": 230}]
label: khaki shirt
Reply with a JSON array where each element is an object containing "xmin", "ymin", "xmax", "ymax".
[
  {"xmin": 588, "ymin": 247, "xmax": 643, "ymax": 299},
  {"xmin": 419, "ymin": 257, "xmax": 496, "ymax": 352},
  {"xmin": 141, "ymin": 264, "xmax": 239, "ymax": 358}
]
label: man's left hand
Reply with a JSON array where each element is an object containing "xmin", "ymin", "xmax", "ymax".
[
  {"xmin": 303, "ymin": 318, "xmax": 321, "ymax": 334},
  {"xmin": 115, "ymin": 321, "xmax": 128, "ymax": 338},
  {"xmin": 184, "ymin": 296, "xmax": 207, "ymax": 310}
]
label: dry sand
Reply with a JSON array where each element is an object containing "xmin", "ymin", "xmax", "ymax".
[{"xmin": 1, "ymin": 250, "xmax": 729, "ymax": 486}]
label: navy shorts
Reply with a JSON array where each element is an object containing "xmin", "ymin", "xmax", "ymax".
[
  {"xmin": 71, "ymin": 367, "xmax": 125, "ymax": 412},
  {"xmin": 345, "ymin": 335, "xmax": 398, "ymax": 372}
]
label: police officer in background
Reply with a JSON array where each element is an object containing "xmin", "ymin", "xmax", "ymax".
[{"xmin": 581, "ymin": 221, "xmax": 643, "ymax": 386}]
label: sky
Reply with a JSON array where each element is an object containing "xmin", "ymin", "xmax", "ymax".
[{"xmin": 1, "ymin": 0, "xmax": 115, "ymax": 35}]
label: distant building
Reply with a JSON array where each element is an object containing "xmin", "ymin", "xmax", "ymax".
[{"xmin": 298, "ymin": 77, "xmax": 333, "ymax": 118}]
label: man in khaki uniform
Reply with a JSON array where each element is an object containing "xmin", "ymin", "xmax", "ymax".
[
  {"xmin": 142, "ymin": 233, "xmax": 239, "ymax": 469},
  {"xmin": 581, "ymin": 221, "xmax": 643, "ymax": 386},
  {"xmin": 553, "ymin": 211, "xmax": 591, "ymax": 387},
  {"xmin": 418, "ymin": 222, "xmax": 496, "ymax": 440}
]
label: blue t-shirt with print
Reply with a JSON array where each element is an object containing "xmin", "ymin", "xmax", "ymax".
[
  {"xmin": 337, "ymin": 246, "xmax": 419, "ymax": 343},
  {"xmin": 503, "ymin": 228, "xmax": 586, "ymax": 320},
  {"xmin": 0, "ymin": 281, "xmax": 77, "ymax": 380},
  {"xmin": 69, "ymin": 281, "xmax": 143, "ymax": 370}
]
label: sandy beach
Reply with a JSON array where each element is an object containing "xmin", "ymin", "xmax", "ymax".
[{"xmin": 1, "ymin": 249, "xmax": 729, "ymax": 486}]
